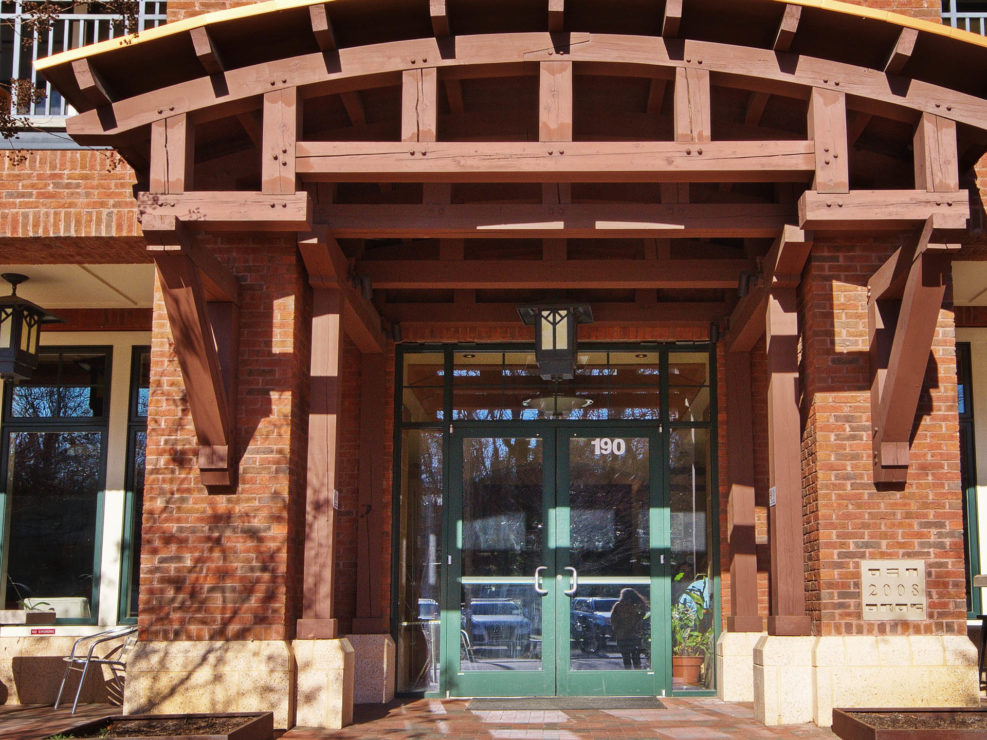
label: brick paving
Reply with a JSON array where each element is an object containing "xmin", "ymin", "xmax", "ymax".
[{"xmin": 283, "ymin": 697, "xmax": 838, "ymax": 740}]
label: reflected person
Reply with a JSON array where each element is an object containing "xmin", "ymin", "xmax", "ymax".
[{"xmin": 610, "ymin": 588, "xmax": 648, "ymax": 669}]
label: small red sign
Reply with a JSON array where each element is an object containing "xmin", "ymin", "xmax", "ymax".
[{"xmin": 30, "ymin": 628, "xmax": 55, "ymax": 635}]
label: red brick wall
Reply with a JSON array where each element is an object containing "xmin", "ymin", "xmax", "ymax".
[
  {"xmin": 0, "ymin": 150, "xmax": 142, "ymax": 253},
  {"xmin": 800, "ymin": 237, "xmax": 966, "ymax": 636},
  {"xmin": 140, "ymin": 234, "xmax": 309, "ymax": 642}
]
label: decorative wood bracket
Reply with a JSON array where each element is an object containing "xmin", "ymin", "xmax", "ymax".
[
  {"xmin": 298, "ymin": 227, "xmax": 387, "ymax": 353},
  {"xmin": 868, "ymin": 215, "xmax": 961, "ymax": 483},
  {"xmin": 144, "ymin": 215, "xmax": 240, "ymax": 489}
]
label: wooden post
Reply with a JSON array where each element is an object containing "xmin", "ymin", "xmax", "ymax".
[
  {"xmin": 808, "ymin": 88, "xmax": 848, "ymax": 194},
  {"xmin": 149, "ymin": 114, "xmax": 194, "ymax": 194},
  {"xmin": 726, "ymin": 352, "xmax": 763, "ymax": 632},
  {"xmin": 402, "ymin": 68, "xmax": 438, "ymax": 143},
  {"xmin": 262, "ymin": 87, "xmax": 300, "ymax": 194},
  {"xmin": 914, "ymin": 112, "xmax": 959, "ymax": 193},
  {"xmin": 297, "ymin": 287, "xmax": 345, "ymax": 639},
  {"xmin": 539, "ymin": 61, "xmax": 573, "ymax": 142},
  {"xmin": 352, "ymin": 353, "xmax": 388, "ymax": 633},
  {"xmin": 765, "ymin": 288, "xmax": 811, "ymax": 636},
  {"xmin": 673, "ymin": 67, "xmax": 710, "ymax": 143}
]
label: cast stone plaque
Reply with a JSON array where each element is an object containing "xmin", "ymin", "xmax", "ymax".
[{"xmin": 860, "ymin": 560, "xmax": 926, "ymax": 621}]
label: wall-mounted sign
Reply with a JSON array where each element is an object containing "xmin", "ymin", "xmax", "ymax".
[
  {"xmin": 768, "ymin": 487, "xmax": 776, "ymax": 507},
  {"xmin": 30, "ymin": 628, "xmax": 56, "ymax": 635},
  {"xmin": 860, "ymin": 560, "xmax": 926, "ymax": 621}
]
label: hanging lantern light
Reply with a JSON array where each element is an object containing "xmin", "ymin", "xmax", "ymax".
[
  {"xmin": 517, "ymin": 303, "xmax": 593, "ymax": 380},
  {"xmin": 0, "ymin": 274, "xmax": 53, "ymax": 382}
]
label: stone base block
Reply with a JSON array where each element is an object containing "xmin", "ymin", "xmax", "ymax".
[
  {"xmin": 753, "ymin": 634, "xmax": 980, "ymax": 727},
  {"xmin": 293, "ymin": 638, "xmax": 354, "ymax": 729},
  {"xmin": 344, "ymin": 634, "xmax": 395, "ymax": 704},
  {"xmin": 0, "ymin": 636, "xmax": 128, "ymax": 705},
  {"xmin": 123, "ymin": 640, "xmax": 293, "ymax": 729},
  {"xmin": 716, "ymin": 631, "xmax": 767, "ymax": 703}
]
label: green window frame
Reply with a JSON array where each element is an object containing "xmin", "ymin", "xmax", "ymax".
[
  {"xmin": 957, "ymin": 342, "xmax": 981, "ymax": 618},
  {"xmin": 0, "ymin": 346, "xmax": 113, "ymax": 625},
  {"xmin": 119, "ymin": 346, "xmax": 149, "ymax": 624}
]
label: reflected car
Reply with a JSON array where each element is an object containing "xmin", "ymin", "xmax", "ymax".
[
  {"xmin": 464, "ymin": 599, "xmax": 531, "ymax": 655},
  {"xmin": 417, "ymin": 598, "xmax": 440, "ymax": 621},
  {"xmin": 571, "ymin": 597, "xmax": 619, "ymax": 654}
]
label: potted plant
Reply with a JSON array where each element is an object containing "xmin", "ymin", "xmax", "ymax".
[{"xmin": 671, "ymin": 585, "xmax": 712, "ymax": 686}]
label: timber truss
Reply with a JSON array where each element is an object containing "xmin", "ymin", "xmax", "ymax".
[{"xmin": 38, "ymin": 0, "xmax": 987, "ymax": 494}]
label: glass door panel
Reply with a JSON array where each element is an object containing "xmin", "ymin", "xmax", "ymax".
[
  {"xmin": 558, "ymin": 432, "xmax": 664, "ymax": 696},
  {"xmin": 448, "ymin": 433, "xmax": 556, "ymax": 696}
]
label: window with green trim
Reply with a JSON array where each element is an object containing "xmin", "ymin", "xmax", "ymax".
[
  {"xmin": 120, "ymin": 347, "xmax": 149, "ymax": 622},
  {"xmin": 957, "ymin": 342, "xmax": 981, "ymax": 617},
  {"xmin": 0, "ymin": 348, "xmax": 111, "ymax": 622}
]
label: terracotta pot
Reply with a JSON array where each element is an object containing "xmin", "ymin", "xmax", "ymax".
[{"xmin": 671, "ymin": 655, "xmax": 704, "ymax": 685}]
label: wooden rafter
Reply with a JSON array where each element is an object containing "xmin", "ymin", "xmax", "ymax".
[
  {"xmin": 430, "ymin": 0, "xmax": 450, "ymax": 37},
  {"xmin": 190, "ymin": 26, "xmax": 225, "ymax": 76},
  {"xmin": 62, "ymin": 34, "xmax": 987, "ymax": 139},
  {"xmin": 360, "ymin": 257, "xmax": 750, "ymax": 289},
  {"xmin": 662, "ymin": 0, "xmax": 682, "ymax": 38},
  {"xmin": 868, "ymin": 216, "xmax": 958, "ymax": 482},
  {"xmin": 323, "ymin": 202, "xmax": 791, "ymax": 238},
  {"xmin": 298, "ymin": 228, "xmax": 387, "ymax": 353},
  {"xmin": 548, "ymin": 0, "xmax": 564, "ymax": 32},
  {"xmin": 295, "ymin": 140, "xmax": 815, "ymax": 182},
  {"xmin": 308, "ymin": 4, "xmax": 336, "ymax": 51},
  {"xmin": 71, "ymin": 58, "xmax": 114, "ymax": 108},
  {"xmin": 144, "ymin": 218, "xmax": 239, "ymax": 488},
  {"xmin": 884, "ymin": 27, "xmax": 918, "ymax": 75},
  {"xmin": 773, "ymin": 5, "xmax": 801, "ymax": 52}
]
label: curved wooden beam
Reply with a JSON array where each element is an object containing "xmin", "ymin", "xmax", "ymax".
[{"xmin": 62, "ymin": 33, "xmax": 987, "ymax": 141}]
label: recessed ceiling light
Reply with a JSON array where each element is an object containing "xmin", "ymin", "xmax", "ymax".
[{"xmin": 463, "ymin": 353, "xmax": 476, "ymax": 358}]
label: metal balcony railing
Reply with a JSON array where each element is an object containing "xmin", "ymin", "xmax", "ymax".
[
  {"xmin": 942, "ymin": 0, "xmax": 987, "ymax": 35},
  {"xmin": 1, "ymin": 0, "xmax": 166, "ymax": 123}
]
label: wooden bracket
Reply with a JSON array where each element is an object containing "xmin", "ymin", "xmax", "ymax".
[
  {"xmin": 884, "ymin": 27, "xmax": 918, "ymax": 75},
  {"xmin": 71, "ymin": 58, "xmax": 114, "ymax": 109},
  {"xmin": 145, "ymin": 219, "xmax": 239, "ymax": 489},
  {"xmin": 868, "ymin": 216, "xmax": 957, "ymax": 483},
  {"xmin": 298, "ymin": 227, "xmax": 387, "ymax": 353}
]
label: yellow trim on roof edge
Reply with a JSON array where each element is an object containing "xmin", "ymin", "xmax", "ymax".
[{"xmin": 34, "ymin": 0, "xmax": 987, "ymax": 72}]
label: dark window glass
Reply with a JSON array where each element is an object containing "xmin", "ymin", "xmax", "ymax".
[
  {"xmin": 10, "ymin": 352, "xmax": 107, "ymax": 419},
  {"xmin": 122, "ymin": 347, "xmax": 150, "ymax": 621}
]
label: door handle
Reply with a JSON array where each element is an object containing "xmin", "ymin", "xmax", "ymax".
[
  {"xmin": 533, "ymin": 565, "xmax": 548, "ymax": 595},
  {"xmin": 564, "ymin": 566, "xmax": 578, "ymax": 596}
]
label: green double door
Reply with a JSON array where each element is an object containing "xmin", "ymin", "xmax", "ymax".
[{"xmin": 444, "ymin": 426, "xmax": 669, "ymax": 697}]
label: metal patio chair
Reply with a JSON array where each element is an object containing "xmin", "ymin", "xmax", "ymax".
[{"xmin": 54, "ymin": 625, "xmax": 138, "ymax": 713}]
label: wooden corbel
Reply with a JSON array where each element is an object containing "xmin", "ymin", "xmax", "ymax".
[
  {"xmin": 144, "ymin": 214, "xmax": 240, "ymax": 489},
  {"xmin": 868, "ymin": 215, "xmax": 961, "ymax": 483}
]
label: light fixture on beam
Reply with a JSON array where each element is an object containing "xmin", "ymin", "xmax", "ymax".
[
  {"xmin": 517, "ymin": 303, "xmax": 593, "ymax": 380},
  {"xmin": 0, "ymin": 273, "xmax": 54, "ymax": 382}
]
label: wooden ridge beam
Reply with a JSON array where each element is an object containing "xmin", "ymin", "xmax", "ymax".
[
  {"xmin": 869, "ymin": 216, "xmax": 953, "ymax": 481},
  {"xmin": 383, "ymin": 300, "xmax": 726, "ymax": 325},
  {"xmin": 138, "ymin": 191, "xmax": 312, "ymax": 230},
  {"xmin": 798, "ymin": 189, "xmax": 969, "ymax": 230},
  {"xmin": 298, "ymin": 228, "xmax": 386, "ymax": 353},
  {"xmin": 61, "ymin": 34, "xmax": 987, "ymax": 138},
  {"xmin": 662, "ymin": 0, "xmax": 682, "ymax": 38},
  {"xmin": 190, "ymin": 26, "xmax": 225, "ymax": 76},
  {"xmin": 309, "ymin": 4, "xmax": 336, "ymax": 51},
  {"xmin": 296, "ymin": 140, "xmax": 815, "ymax": 183},
  {"xmin": 361, "ymin": 257, "xmax": 751, "ymax": 289},
  {"xmin": 323, "ymin": 202, "xmax": 791, "ymax": 238},
  {"xmin": 144, "ymin": 222, "xmax": 239, "ymax": 488},
  {"xmin": 884, "ymin": 27, "xmax": 918, "ymax": 75},
  {"xmin": 773, "ymin": 5, "xmax": 801, "ymax": 52}
]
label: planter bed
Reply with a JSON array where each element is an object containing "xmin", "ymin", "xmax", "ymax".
[
  {"xmin": 833, "ymin": 707, "xmax": 987, "ymax": 739},
  {"xmin": 48, "ymin": 711, "xmax": 273, "ymax": 740}
]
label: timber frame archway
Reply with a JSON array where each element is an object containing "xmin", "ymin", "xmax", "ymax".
[{"xmin": 35, "ymin": 0, "xmax": 987, "ymax": 720}]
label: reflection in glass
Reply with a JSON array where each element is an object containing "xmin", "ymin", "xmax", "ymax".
[
  {"xmin": 125, "ymin": 429, "xmax": 146, "ymax": 619},
  {"xmin": 569, "ymin": 437, "xmax": 650, "ymax": 578},
  {"xmin": 4, "ymin": 431, "xmax": 102, "ymax": 610},
  {"xmin": 460, "ymin": 583, "xmax": 543, "ymax": 672},
  {"xmin": 11, "ymin": 352, "xmax": 107, "ymax": 418},
  {"xmin": 402, "ymin": 353, "xmax": 444, "ymax": 422},
  {"xmin": 669, "ymin": 428, "xmax": 713, "ymax": 690},
  {"xmin": 669, "ymin": 352, "xmax": 710, "ymax": 423},
  {"xmin": 396, "ymin": 431, "xmax": 443, "ymax": 692},
  {"xmin": 569, "ymin": 586, "xmax": 651, "ymax": 671}
]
